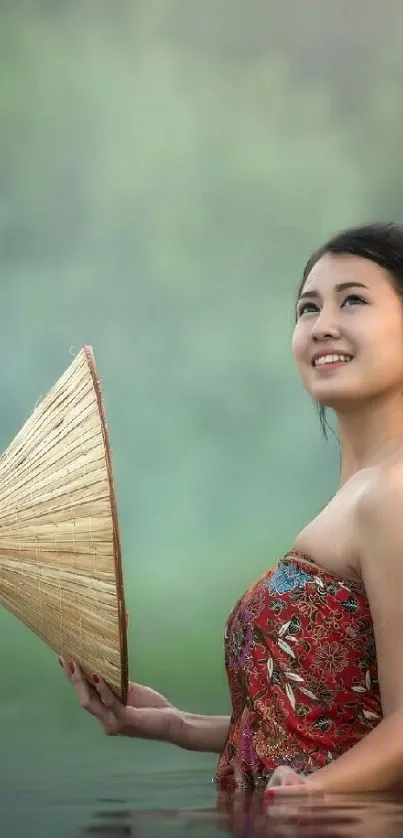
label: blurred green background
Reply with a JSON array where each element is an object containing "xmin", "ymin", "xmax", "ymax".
[{"xmin": 0, "ymin": 0, "xmax": 402, "ymax": 761}]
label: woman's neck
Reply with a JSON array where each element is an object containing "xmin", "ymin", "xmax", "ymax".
[{"xmin": 337, "ymin": 394, "xmax": 403, "ymax": 486}]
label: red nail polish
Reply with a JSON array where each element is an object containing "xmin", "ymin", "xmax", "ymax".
[
  {"xmin": 92, "ymin": 674, "xmax": 100, "ymax": 683},
  {"xmin": 264, "ymin": 788, "xmax": 276, "ymax": 800},
  {"xmin": 69, "ymin": 662, "xmax": 75, "ymax": 675}
]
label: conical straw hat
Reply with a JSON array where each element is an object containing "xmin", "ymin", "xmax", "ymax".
[{"xmin": 0, "ymin": 346, "xmax": 128, "ymax": 703}]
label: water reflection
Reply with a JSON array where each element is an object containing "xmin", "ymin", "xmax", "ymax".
[
  {"xmin": 3, "ymin": 738, "xmax": 403, "ymax": 838},
  {"xmin": 79, "ymin": 791, "xmax": 403, "ymax": 838}
]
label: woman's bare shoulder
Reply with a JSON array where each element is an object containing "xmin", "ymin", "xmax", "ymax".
[{"xmin": 356, "ymin": 457, "xmax": 403, "ymax": 557}]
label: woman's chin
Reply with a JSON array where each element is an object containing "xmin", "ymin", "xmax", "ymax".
[{"xmin": 309, "ymin": 383, "xmax": 362, "ymax": 410}]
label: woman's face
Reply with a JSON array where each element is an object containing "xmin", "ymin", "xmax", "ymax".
[{"xmin": 292, "ymin": 252, "xmax": 403, "ymax": 409}]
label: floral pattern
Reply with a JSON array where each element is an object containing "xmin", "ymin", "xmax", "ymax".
[
  {"xmin": 266, "ymin": 564, "xmax": 314, "ymax": 595},
  {"xmin": 311, "ymin": 641, "xmax": 350, "ymax": 677},
  {"xmin": 214, "ymin": 551, "xmax": 381, "ymax": 791}
]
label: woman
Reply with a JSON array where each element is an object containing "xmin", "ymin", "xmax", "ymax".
[{"xmin": 60, "ymin": 222, "xmax": 403, "ymax": 797}]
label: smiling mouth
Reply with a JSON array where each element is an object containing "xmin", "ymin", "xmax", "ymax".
[{"xmin": 312, "ymin": 353, "xmax": 353, "ymax": 368}]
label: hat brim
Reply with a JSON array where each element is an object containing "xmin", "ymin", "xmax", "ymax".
[{"xmin": 0, "ymin": 346, "xmax": 129, "ymax": 703}]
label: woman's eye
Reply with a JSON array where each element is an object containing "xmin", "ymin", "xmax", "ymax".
[
  {"xmin": 297, "ymin": 294, "xmax": 367, "ymax": 318},
  {"xmin": 342, "ymin": 294, "xmax": 367, "ymax": 307},
  {"xmin": 297, "ymin": 301, "xmax": 319, "ymax": 317}
]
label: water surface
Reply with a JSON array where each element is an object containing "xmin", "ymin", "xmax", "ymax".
[{"xmin": 2, "ymin": 721, "xmax": 403, "ymax": 838}]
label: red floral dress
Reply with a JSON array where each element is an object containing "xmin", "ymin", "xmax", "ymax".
[{"xmin": 214, "ymin": 551, "xmax": 381, "ymax": 791}]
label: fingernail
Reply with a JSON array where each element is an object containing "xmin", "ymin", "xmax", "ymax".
[
  {"xmin": 69, "ymin": 662, "xmax": 75, "ymax": 675},
  {"xmin": 92, "ymin": 674, "xmax": 100, "ymax": 683},
  {"xmin": 264, "ymin": 789, "xmax": 276, "ymax": 800}
]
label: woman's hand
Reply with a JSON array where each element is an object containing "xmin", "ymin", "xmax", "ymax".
[
  {"xmin": 265, "ymin": 766, "xmax": 322, "ymax": 798},
  {"xmin": 59, "ymin": 657, "xmax": 184, "ymax": 745}
]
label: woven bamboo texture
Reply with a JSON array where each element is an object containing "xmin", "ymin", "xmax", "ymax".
[{"xmin": 0, "ymin": 346, "xmax": 128, "ymax": 702}]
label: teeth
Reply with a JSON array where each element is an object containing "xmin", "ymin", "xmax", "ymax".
[{"xmin": 314, "ymin": 354, "xmax": 352, "ymax": 366}]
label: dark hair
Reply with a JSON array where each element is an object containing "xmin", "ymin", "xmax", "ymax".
[{"xmin": 298, "ymin": 222, "xmax": 403, "ymax": 438}]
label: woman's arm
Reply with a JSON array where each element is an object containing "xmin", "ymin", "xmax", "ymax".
[
  {"xmin": 177, "ymin": 712, "xmax": 230, "ymax": 752},
  {"xmin": 271, "ymin": 470, "xmax": 403, "ymax": 795},
  {"xmin": 61, "ymin": 658, "xmax": 230, "ymax": 755},
  {"xmin": 305, "ymin": 710, "xmax": 403, "ymax": 794}
]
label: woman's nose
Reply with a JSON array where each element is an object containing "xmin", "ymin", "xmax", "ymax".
[{"xmin": 310, "ymin": 309, "xmax": 341, "ymax": 342}]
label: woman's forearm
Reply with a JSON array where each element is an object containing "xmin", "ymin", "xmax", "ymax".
[
  {"xmin": 307, "ymin": 710, "xmax": 403, "ymax": 794},
  {"xmin": 176, "ymin": 712, "xmax": 230, "ymax": 753}
]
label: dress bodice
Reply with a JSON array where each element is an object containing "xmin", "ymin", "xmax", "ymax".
[{"xmin": 215, "ymin": 551, "xmax": 381, "ymax": 791}]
